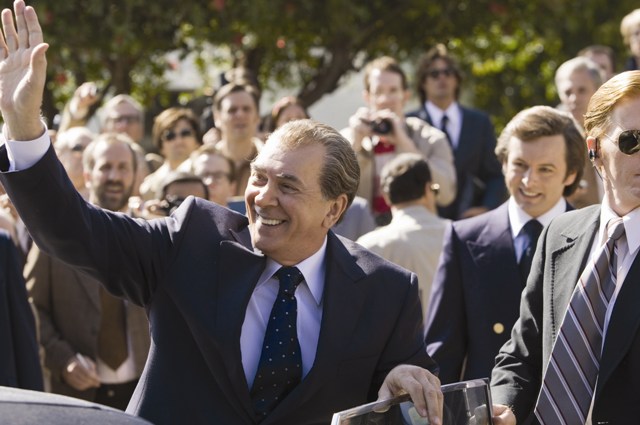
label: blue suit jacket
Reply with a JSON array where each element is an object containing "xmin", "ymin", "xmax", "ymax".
[
  {"xmin": 0, "ymin": 145, "xmax": 435, "ymax": 425},
  {"xmin": 0, "ymin": 230, "xmax": 42, "ymax": 391},
  {"xmin": 425, "ymin": 201, "xmax": 571, "ymax": 384},
  {"xmin": 406, "ymin": 105, "xmax": 506, "ymax": 219}
]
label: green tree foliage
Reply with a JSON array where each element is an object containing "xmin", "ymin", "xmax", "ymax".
[{"xmin": 32, "ymin": 0, "xmax": 639, "ymax": 130}]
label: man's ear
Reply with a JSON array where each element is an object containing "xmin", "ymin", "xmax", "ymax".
[
  {"xmin": 323, "ymin": 194, "xmax": 349, "ymax": 229},
  {"xmin": 586, "ymin": 136, "xmax": 599, "ymax": 165}
]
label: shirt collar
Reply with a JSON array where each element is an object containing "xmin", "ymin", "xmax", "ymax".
[
  {"xmin": 508, "ymin": 196, "xmax": 567, "ymax": 239},
  {"xmin": 257, "ymin": 236, "xmax": 327, "ymax": 307},
  {"xmin": 599, "ymin": 204, "xmax": 640, "ymax": 254},
  {"xmin": 425, "ymin": 101, "xmax": 460, "ymax": 125}
]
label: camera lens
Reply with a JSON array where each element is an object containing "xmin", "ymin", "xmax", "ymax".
[{"xmin": 371, "ymin": 118, "xmax": 392, "ymax": 135}]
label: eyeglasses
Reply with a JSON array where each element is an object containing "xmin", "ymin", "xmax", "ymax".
[
  {"xmin": 427, "ymin": 68, "xmax": 454, "ymax": 79},
  {"xmin": 163, "ymin": 128, "xmax": 195, "ymax": 142},
  {"xmin": 107, "ymin": 115, "xmax": 141, "ymax": 125},
  {"xmin": 604, "ymin": 130, "xmax": 640, "ymax": 155},
  {"xmin": 200, "ymin": 171, "xmax": 231, "ymax": 184},
  {"xmin": 70, "ymin": 143, "xmax": 86, "ymax": 153}
]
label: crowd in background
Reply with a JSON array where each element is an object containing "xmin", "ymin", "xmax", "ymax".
[{"xmin": 2, "ymin": 5, "xmax": 640, "ymax": 424}]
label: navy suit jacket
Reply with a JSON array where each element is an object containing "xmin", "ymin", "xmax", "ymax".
[
  {"xmin": 0, "ymin": 230, "xmax": 43, "ymax": 391},
  {"xmin": 492, "ymin": 205, "xmax": 640, "ymax": 424},
  {"xmin": 0, "ymin": 146, "xmax": 435, "ymax": 425},
  {"xmin": 407, "ymin": 105, "xmax": 506, "ymax": 219},
  {"xmin": 425, "ymin": 201, "xmax": 571, "ymax": 384}
]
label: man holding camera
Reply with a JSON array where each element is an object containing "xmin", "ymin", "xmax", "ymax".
[{"xmin": 343, "ymin": 56, "xmax": 456, "ymax": 225}]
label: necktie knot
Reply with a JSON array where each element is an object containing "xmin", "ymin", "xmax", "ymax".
[
  {"xmin": 522, "ymin": 219, "xmax": 543, "ymax": 241},
  {"xmin": 275, "ymin": 266, "xmax": 304, "ymax": 296},
  {"xmin": 607, "ymin": 217, "xmax": 625, "ymax": 241}
]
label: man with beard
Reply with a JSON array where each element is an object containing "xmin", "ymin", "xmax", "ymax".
[{"xmin": 25, "ymin": 133, "xmax": 150, "ymax": 410}]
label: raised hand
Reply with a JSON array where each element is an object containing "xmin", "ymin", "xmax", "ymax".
[{"xmin": 0, "ymin": 0, "xmax": 48, "ymax": 140}]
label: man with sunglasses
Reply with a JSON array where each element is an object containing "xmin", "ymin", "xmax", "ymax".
[
  {"xmin": 491, "ymin": 71, "xmax": 640, "ymax": 424},
  {"xmin": 408, "ymin": 44, "xmax": 506, "ymax": 220}
]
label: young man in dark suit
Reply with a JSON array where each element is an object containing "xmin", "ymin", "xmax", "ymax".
[
  {"xmin": 0, "ymin": 3, "xmax": 521, "ymax": 424},
  {"xmin": 425, "ymin": 106, "xmax": 585, "ymax": 385},
  {"xmin": 407, "ymin": 44, "xmax": 507, "ymax": 220},
  {"xmin": 492, "ymin": 72, "xmax": 640, "ymax": 424}
]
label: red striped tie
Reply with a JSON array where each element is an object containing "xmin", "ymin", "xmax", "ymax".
[{"xmin": 535, "ymin": 217, "xmax": 625, "ymax": 424}]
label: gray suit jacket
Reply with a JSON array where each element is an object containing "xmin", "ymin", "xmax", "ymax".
[
  {"xmin": 491, "ymin": 205, "xmax": 640, "ymax": 424},
  {"xmin": 25, "ymin": 245, "xmax": 150, "ymax": 401},
  {"xmin": 1, "ymin": 145, "xmax": 435, "ymax": 425}
]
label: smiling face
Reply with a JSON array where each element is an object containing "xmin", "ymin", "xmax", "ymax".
[
  {"xmin": 245, "ymin": 141, "xmax": 346, "ymax": 265},
  {"xmin": 503, "ymin": 134, "xmax": 577, "ymax": 218},
  {"xmin": 595, "ymin": 96, "xmax": 640, "ymax": 215}
]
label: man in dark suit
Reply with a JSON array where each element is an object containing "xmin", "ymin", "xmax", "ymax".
[
  {"xmin": 407, "ymin": 44, "xmax": 507, "ymax": 220},
  {"xmin": 0, "ymin": 3, "xmax": 509, "ymax": 425},
  {"xmin": 491, "ymin": 72, "xmax": 640, "ymax": 424},
  {"xmin": 0, "ymin": 229, "xmax": 42, "ymax": 391},
  {"xmin": 25, "ymin": 134, "xmax": 150, "ymax": 410},
  {"xmin": 425, "ymin": 106, "xmax": 585, "ymax": 385}
]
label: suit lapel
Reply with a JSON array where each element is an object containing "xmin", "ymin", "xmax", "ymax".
[
  {"xmin": 264, "ymin": 232, "xmax": 367, "ymax": 424},
  {"xmin": 598, "ymin": 252, "xmax": 640, "ymax": 394},
  {"xmin": 548, "ymin": 208, "xmax": 599, "ymax": 341},
  {"xmin": 465, "ymin": 204, "xmax": 520, "ymax": 285},
  {"xmin": 216, "ymin": 235, "xmax": 266, "ymax": 417},
  {"xmin": 455, "ymin": 107, "xmax": 474, "ymax": 162},
  {"xmin": 66, "ymin": 264, "xmax": 101, "ymax": 311}
]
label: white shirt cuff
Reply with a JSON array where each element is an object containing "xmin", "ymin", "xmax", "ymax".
[{"xmin": 3, "ymin": 123, "xmax": 51, "ymax": 171}]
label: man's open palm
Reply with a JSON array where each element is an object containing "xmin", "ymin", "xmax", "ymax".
[{"xmin": 0, "ymin": 0, "xmax": 48, "ymax": 140}]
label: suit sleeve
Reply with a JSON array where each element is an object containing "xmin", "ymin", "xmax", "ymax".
[
  {"xmin": 24, "ymin": 245, "xmax": 76, "ymax": 377},
  {"xmin": 424, "ymin": 222, "xmax": 467, "ymax": 384},
  {"xmin": 416, "ymin": 126, "xmax": 457, "ymax": 208},
  {"xmin": 491, "ymin": 225, "xmax": 547, "ymax": 422},
  {"xmin": 370, "ymin": 271, "xmax": 438, "ymax": 399},
  {"xmin": 0, "ymin": 144, "xmax": 179, "ymax": 307}
]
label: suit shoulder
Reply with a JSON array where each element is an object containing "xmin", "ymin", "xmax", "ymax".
[
  {"xmin": 461, "ymin": 105, "xmax": 491, "ymax": 121},
  {"xmin": 171, "ymin": 196, "xmax": 249, "ymax": 237},
  {"xmin": 547, "ymin": 204, "xmax": 599, "ymax": 229},
  {"xmin": 340, "ymin": 234, "xmax": 414, "ymax": 280},
  {"xmin": 451, "ymin": 205, "xmax": 505, "ymax": 239}
]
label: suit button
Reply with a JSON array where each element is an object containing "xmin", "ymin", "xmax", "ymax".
[{"xmin": 493, "ymin": 323, "xmax": 505, "ymax": 334}]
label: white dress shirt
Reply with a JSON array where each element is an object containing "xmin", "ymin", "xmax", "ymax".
[
  {"xmin": 425, "ymin": 101, "xmax": 462, "ymax": 149},
  {"xmin": 508, "ymin": 196, "xmax": 568, "ymax": 262},
  {"xmin": 241, "ymin": 238, "xmax": 326, "ymax": 387}
]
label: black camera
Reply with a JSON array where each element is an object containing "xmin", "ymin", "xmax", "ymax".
[{"xmin": 369, "ymin": 118, "xmax": 393, "ymax": 135}]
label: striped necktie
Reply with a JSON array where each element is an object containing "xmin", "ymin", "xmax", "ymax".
[{"xmin": 535, "ymin": 217, "xmax": 625, "ymax": 424}]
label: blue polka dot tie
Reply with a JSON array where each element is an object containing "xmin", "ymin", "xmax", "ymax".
[{"xmin": 251, "ymin": 266, "xmax": 304, "ymax": 419}]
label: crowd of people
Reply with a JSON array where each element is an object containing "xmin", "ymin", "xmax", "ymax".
[{"xmin": 3, "ymin": 1, "xmax": 640, "ymax": 424}]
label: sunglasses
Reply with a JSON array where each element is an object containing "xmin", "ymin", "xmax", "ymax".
[
  {"xmin": 427, "ymin": 68, "xmax": 454, "ymax": 79},
  {"xmin": 163, "ymin": 128, "xmax": 194, "ymax": 142},
  {"xmin": 605, "ymin": 130, "xmax": 640, "ymax": 155}
]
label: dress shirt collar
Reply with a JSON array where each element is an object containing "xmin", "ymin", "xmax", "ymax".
[
  {"xmin": 508, "ymin": 196, "xmax": 567, "ymax": 239},
  {"xmin": 425, "ymin": 101, "xmax": 460, "ymax": 127},
  {"xmin": 599, "ymin": 203, "xmax": 640, "ymax": 255},
  {"xmin": 256, "ymin": 236, "xmax": 327, "ymax": 306}
]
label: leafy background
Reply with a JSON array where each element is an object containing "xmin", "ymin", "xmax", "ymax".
[{"xmin": 31, "ymin": 0, "xmax": 636, "ymax": 132}]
